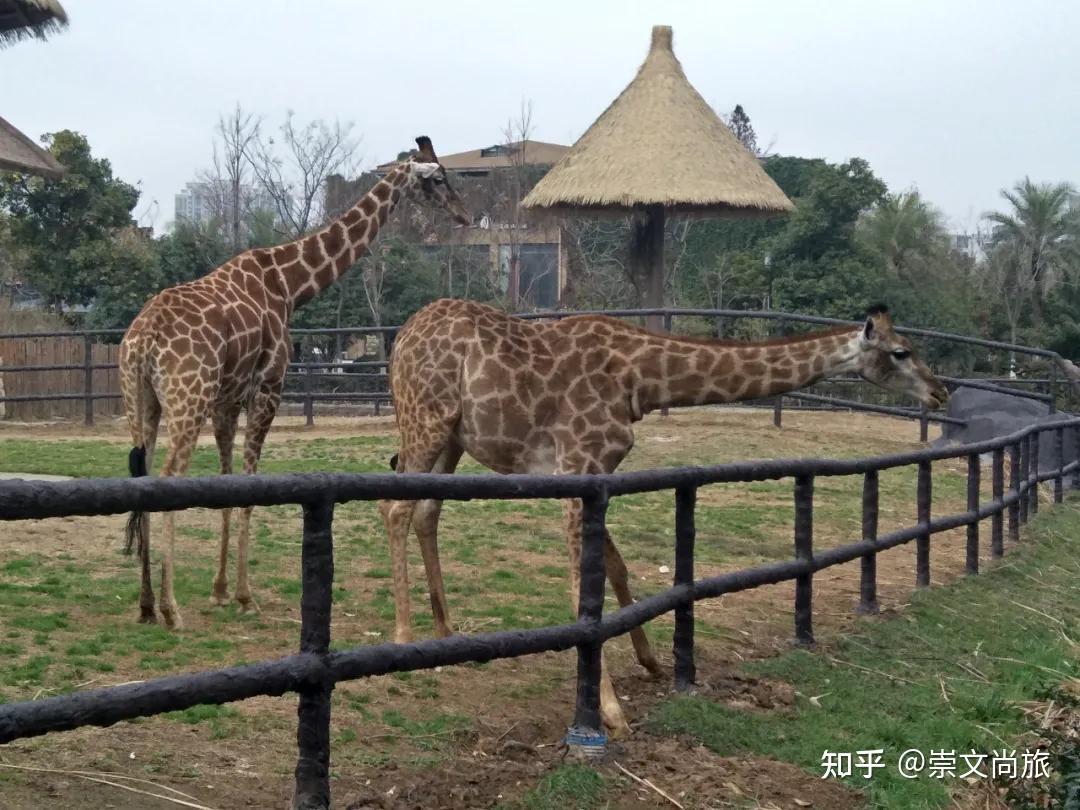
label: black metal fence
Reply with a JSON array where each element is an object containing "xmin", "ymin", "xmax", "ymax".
[
  {"xmin": 0, "ymin": 308, "xmax": 1071, "ymax": 428},
  {"xmin": 0, "ymin": 418, "xmax": 1076, "ymax": 808}
]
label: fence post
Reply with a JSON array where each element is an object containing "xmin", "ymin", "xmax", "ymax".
[
  {"xmin": 966, "ymin": 453, "xmax": 980, "ymax": 575},
  {"xmin": 1019, "ymin": 436, "xmax": 1030, "ymax": 526},
  {"xmin": 1049, "ymin": 362, "xmax": 1057, "ymax": 414},
  {"xmin": 773, "ymin": 396, "xmax": 783, "ymax": 428},
  {"xmin": 83, "ymin": 334, "xmax": 94, "ymax": 427},
  {"xmin": 856, "ymin": 470, "xmax": 879, "ymax": 615},
  {"xmin": 566, "ymin": 489, "xmax": 608, "ymax": 757},
  {"xmin": 916, "ymin": 460, "xmax": 932, "ymax": 587},
  {"xmin": 1054, "ymin": 426, "xmax": 1064, "ymax": 504},
  {"xmin": 672, "ymin": 486, "xmax": 696, "ymax": 692},
  {"xmin": 919, "ymin": 404, "xmax": 928, "ymax": 443},
  {"xmin": 292, "ymin": 497, "xmax": 335, "ymax": 810},
  {"xmin": 1029, "ymin": 431, "xmax": 1040, "ymax": 517},
  {"xmin": 303, "ymin": 354, "xmax": 315, "ymax": 428},
  {"xmin": 991, "ymin": 448, "xmax": 1004, "ymax": 558},
  {"xmin": 793, "ymin": 474, "xmax": 815, "ymax": 646},
  {"xmin": 1008, "ymin": 442, "xmax": 1020, "ymax": 543}
]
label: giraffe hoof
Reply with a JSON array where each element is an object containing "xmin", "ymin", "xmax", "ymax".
[
  {"xmin": 604, "ymin": 717, "xmax": 632, "ymax": 740},
  {"xmin": 162, "ymin": 612, "xmax": 184, "ymax": 632},
  {"xmin": 210, "ymin": 593, "xmax": 229, "ymax": 608},
  {"xmin": 394, "ymin": 630, "xmax": 414, "ymax": 645},
  {"xmin": 236, "ymin": 597, "xmax": 260, "ymax": 615},
  {"xmin": 641, "ymin": 659, "xmax": 664, "ymax": 678},
  {"xmin": 138, "ymin": 610, "xmax": 157, "ymax": 625}
]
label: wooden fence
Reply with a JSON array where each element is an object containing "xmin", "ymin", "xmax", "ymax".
[{"xmin": 0, "ymin": 335, "xmax": 122, "ymax": 421}]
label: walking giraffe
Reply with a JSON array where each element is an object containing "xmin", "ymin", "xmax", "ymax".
[
  {"xmin": 380, "ymin": 301, "xmax": 948, "ymax": 735},
  {"xmin": 120, "ymin": 137, "xmax": 471, "ymax": 630}
]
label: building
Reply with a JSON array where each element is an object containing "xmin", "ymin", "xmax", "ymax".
[
  {"xmin": 950, "ymin": 231, "xmax": 989, "ymax": 262},
  {"xmin": 174, "ymin": 181, "xmax": 277, "ymax": 229},
  {"xmin": 363, "ymin": 140, "xmax": 572, "ymax": 309}
]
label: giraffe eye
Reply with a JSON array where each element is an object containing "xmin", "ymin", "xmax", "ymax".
[{"xmin": 891, "ymin": 349, "xmax": 911, "ymax": 360}]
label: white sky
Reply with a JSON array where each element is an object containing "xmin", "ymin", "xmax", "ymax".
[{"xmin": 4, "ymin": 0, "xmax": 1078, "ymax": 234}]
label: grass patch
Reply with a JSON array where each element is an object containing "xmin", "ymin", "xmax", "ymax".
[
  {"xmin": 503, "ymin": 765, "xmax": 605, "ymax": 810},
  {"xmin": 649, "ymin": 502, "xmax": 1080, "ymax": 809}
]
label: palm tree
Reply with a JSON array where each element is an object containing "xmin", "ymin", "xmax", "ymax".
[
  {"xmin": 858, "ymin": 191, "xmax": 949, "ymax": 281},
  {"xmin": 985, "ymin": 178, "xmax": 1079, "ymax": 317}
]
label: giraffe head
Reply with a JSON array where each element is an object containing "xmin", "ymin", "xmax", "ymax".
[
  {"xmin": 402, "ymin": 136, "xmax": 472, "ymax": 226},
  {"xmin": 852, "ymin": 305, "xmax": 949, "ymax": 409}
]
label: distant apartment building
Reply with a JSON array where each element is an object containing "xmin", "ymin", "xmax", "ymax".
[
  {"xmin": 174, "ymin": 181, "xmax": 276, "ymax": 229},
  {"xmin": 950, "ymin": 231, "xmax": 989, "ymax": 262}
]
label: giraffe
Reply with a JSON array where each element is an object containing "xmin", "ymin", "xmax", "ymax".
[
  {"xmin": 119, "ymin": 136, "xmax": 471, "ymax": 631},
  {"xmin": 380, "ymin": 300, "xmax": 948, "ymax": 735}
]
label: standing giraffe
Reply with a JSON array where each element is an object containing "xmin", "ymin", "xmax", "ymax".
[
  {"xmin": 380, "ymin": 301, "xmax": 948, "ymax": 735},
  {"xmin": 120, "ymin": 137, "xmax": 471, "ymax": 630}
]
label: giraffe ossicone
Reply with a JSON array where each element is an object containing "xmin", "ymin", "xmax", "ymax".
[
  {"xmin": 118, "ymin": 135, "xmax": 471, "ymax": 630},
  {"xmin": 380, "ymin": 300, "xmax": 948, "ymax": 736}
]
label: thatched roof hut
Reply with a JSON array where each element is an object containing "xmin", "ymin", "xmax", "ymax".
[
  {"xmin": 523, "ymin": 26, "xmax": 792, "ymax": 216},
  {"xmin": 0, "ymin": 0, "xmax": 68, "ymax": 48},
  {"xmin": 523, "ymin": 25, "xmax": 792, "ymax": 323},
  {"xmin": 0, "ymin": 115, "xmax": 64, "ymax": 177},
  {"xmin": 1, "ymin": 1, "xmax": 68, "ymax": 177}
]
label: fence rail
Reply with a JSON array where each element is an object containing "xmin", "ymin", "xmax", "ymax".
[
  {"xmin": 0, "ymin": 417, "xmax": 1076, "ymax": 808},
  {"xmin": 0, "ymin": 308, "xmax": 1071, "ymax": 426}
]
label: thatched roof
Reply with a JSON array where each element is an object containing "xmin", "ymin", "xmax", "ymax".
[
  {"xmin": 0, "ymin": 0, "xmax": 68, "ymax": 48},
  {"xmin": 0, "ymin": 115, "xmax": 64, "ymax": 177},
  {"xmin": 522, "ymin": 26, "xmax": 793, "ymax": 216}
]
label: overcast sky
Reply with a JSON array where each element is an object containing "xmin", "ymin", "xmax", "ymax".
[{"xmin": 5, "ymin": 0, "xmax": 1077, "ymax": 234}]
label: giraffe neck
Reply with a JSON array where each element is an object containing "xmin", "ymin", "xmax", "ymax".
[
  {"xmin": 632, "ymin": 326, "xmax": 863, "ymax": 414},
  {"xmin": 278, "ymin": 164, "xmax": 408, "ymax": 308}
]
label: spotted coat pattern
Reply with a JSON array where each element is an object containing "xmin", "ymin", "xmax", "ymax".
[
  {"xmin": 381, "ymin": 300, "xmax": 948, "ymax": 735},
  {"xmin": 118, "ymin": 140, "xmax": 471, "ymax": 631}
]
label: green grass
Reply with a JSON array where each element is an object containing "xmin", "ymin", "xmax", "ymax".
[
  {"xmin": 0, "ymin": 414, "xmax": 1014, "ymax": 805},
  {"xmin": 502, "ymin": 766, "xmax": 606, "ymax": 810},
  {"xmin": 648, "ymin": 502, "xmax": 1080, "ymax": 809}
]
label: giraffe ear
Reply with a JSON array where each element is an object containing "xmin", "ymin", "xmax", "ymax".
[
  {"xmin": 862, "ymin": 317, "xmax": 876, "ymax": 342},
  {"xmin": 413, "ymin": 162, "xmax": 440, "ymax": 179},
  {"xmin": 415, "ymin": 136, "xmax": 438, "ymax": 162}
]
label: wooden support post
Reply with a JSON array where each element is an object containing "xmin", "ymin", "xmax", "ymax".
[{"xmin": 856, "ymin": 470, "xmax": 880, "ymax": 614}]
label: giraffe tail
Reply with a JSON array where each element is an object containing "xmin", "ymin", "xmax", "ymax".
[{"xmin": 124, "ymin": 446, "xmax": 149, "ymax": 557}]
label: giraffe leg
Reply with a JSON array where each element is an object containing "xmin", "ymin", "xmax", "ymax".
[
  {"xmin": 604, "ymin": 532, "xmax": 662, "ymax": 676},
  {"xmin": 563, "ymin": 498, "xmax": 630, "ymax": 738},
  {"xmin": 379, "ymin": 497, "xmax": 419, "ymax": 643},
  {"xmin": 157, "ymin": 407, "xmax": 207, "ymax": 631},
  {"xmin": 135, "ymin": 404, "xmax": 161, "ymax": 624},
  {"xmin": 412, "ymin": 443, "xmax": 464, "ymax": 639},
  {"xmin": 234, "ymin": 386, "xmax": 281, "ymax": 613},
  {"xmin": 379, "ymin": 422, "xmax": 457, "ymax": 644},
  {"xmin": 210, "ymin": 406, "xmax": 240, "ymax": 607}
]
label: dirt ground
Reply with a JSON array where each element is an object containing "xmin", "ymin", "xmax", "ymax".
[{"xmin": 0, "ymin": 410, "xmax": 1019, "ymax": 809}]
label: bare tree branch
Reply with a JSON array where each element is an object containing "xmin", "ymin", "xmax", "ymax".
[{"xmin": 248, "ymin": 112, "xmax": 361, "ymax": 239}]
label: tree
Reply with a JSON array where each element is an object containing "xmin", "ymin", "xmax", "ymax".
[
  {"xmin": 857, "ymin": 191, "xmax": 950, "ymax": 282},
  {"xmin": 984, "ymin": 178, "xmax": 1078, "ymax": 318},
  {"xmin": 80, "ymin": 228, "xmax": 161, "ymax": 331},
  {"xmin": 248, "ymin": 112, "xmax": 360, "ymax": 239},
  {"xmin": 0, "ymin": 131, "xmax": 139, "ymax": 313},
  {"xmin": 726, "ymin": 104, "xmax": 759, "ymax": 156},
  {"xmin": 200, "ymin": 103, "xmax": 263, "ymax": 253},
  {"xmin": 499, "ymin": 99, "xmax": 534, "ymax": 304}
]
